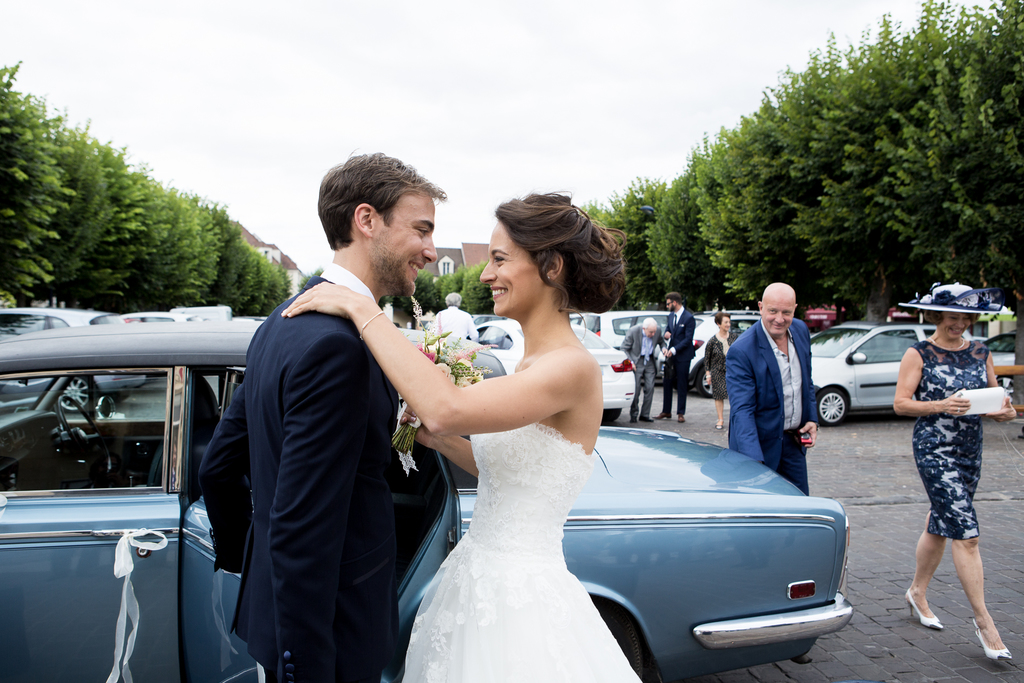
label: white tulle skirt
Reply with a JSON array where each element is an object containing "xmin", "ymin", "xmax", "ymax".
[{"xmin": 402, "ymin": 533, "xmax": 641, "ymax": 682}]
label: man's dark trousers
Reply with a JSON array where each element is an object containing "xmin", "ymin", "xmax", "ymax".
[{"xmin": 778, "ymin": 437, "xmax": 809, "ymax": 495}]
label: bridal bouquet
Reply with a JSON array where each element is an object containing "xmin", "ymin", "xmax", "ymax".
[{"xmin": 393, "ymin": 312, "xmax": 490, "ymax": 474}]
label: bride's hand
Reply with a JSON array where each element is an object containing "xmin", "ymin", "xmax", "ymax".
[{"xmin": 282, "ymin": 282, "xmax": 360, "ymax": 320}]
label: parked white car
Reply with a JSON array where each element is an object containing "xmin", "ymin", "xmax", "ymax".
[
  {"xmin": 122, "ymin": 311, "xmax": 200, "ymax": 323},
  {"xmin": 689, "ymin": 311, "xmax": 761, "ymax": 397},
  {"xmin": 0, "ymin": 307, "xmax": 123, "ymax": 339},
  {"xmin": 811, "ymin": 321, "xmax": 938, "ymax": 426},
  {"xmin": 476, "ymin": 318, "xmax": 635, "ymax": 422},
  {"xmin": 169, "ymin": 305, "xmax": 232, "ymax": 321}
]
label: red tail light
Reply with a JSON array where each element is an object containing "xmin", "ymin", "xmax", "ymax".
[
  {"xmin": 611, "ymin": 359, "xmax": 634, "ymax": 373},
  {"xmin": 788, "ymin": 581, "xmax": 815, "ymax": 600},
  {"xmin": 693, "ymin": 339, "xmax": 704, "ymax": 350}
]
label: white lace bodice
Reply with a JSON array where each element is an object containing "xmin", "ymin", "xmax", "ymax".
[{"xmin": 468, "ymin": 423, "xmax": 596, "ymax": 559}]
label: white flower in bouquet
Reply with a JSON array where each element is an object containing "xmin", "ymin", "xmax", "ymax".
[{"xmin": 392, "ymin": 299, "xmax": 491, "ymax": 474}]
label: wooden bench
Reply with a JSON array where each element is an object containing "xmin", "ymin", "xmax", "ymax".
[{"xmin": 993, "ymin": 365, "xmax": 1024, "ymax": 415}]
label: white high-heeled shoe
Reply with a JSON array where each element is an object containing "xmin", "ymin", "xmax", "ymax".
[
  {"xmin": 905, "ymin": 589, "xmax": 943, "ymax": 630},
  {"xmin": 974, "ymin": 619, "xmax": 1012, "ymax": 661}
]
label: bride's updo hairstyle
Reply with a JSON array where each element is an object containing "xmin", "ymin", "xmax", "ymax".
[{"xmin": 495, "ymin": 193, "xmax": 626, "ymax": 314}]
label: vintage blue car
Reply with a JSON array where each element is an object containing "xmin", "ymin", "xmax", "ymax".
[{"xmin": 0, "ymin": 322, "xmax": 851, "ymax": 682}]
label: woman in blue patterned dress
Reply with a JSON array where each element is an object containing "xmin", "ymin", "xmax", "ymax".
[{"xmin": 894, "ymin": 283, "xmax": 1017, "ymax": 661}]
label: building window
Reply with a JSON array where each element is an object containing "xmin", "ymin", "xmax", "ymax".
[{"xmin": 440, "ymin": 257, "xmax": 454, "ymax": 276}]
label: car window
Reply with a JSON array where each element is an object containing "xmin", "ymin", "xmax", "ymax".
[
  {"xmin": 0, "ymin": 314, "xmax": 47, "ymax": 337},
  {"xmin": 89, "ymin": 314, "xmax": 124, "ymax": 325},
  {"xmin": 810, "ymin": 328, "xmax": 869, "ymax": 357},
  {"xmin": 584, "ymin": 314, "xmax": 600, "ymax": 333},
  {"xmin": 986, "ymin": 334, "xmax": 1016, "ymax": 353},
  {"xmin": 855, "ymin": 330, "xmax": 919, "ymax": 363},
  {"xmin": 47, "ymin": 316, "xmax": 70, "ymax": 329},
  {"xmin": 478, "ymin": 326, "xmax": 514, "ymax": 350},
  {"xmin": 611, "ymin": 317, "xmax": 636, "ymax": 337},
  {"xmin": 0, "ymin": 371, "xmax": 168, "ymax": 492},
  {"xmin": 732, "ymin": 318, "xmax": 758, "ymax": 332}
]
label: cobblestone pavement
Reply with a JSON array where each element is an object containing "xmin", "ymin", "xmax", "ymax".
[{"xmin": 610, "ymin": 388, "xmax": 1024, "ymax": 683}]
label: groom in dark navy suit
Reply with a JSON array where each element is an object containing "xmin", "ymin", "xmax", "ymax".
[
  {"xmin": 655, "ymin": 292, "xmax": 696, "ymax": 423},
  {"xmin": 725, "ymin": 282, "xmax": 817, "ymax": 494},
  {"xmin": 199, "ymin": 154, "xmax": 446, "ymax": 683}
]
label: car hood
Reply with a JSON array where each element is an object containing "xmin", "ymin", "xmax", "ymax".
[{"xmin": 594, "ymin": 427, "xmax": 803, "ymax": 496}]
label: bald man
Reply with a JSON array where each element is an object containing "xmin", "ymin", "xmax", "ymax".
[{"xmin": 725, "ymin": 283, "xmax": 817, "ymax": 494}]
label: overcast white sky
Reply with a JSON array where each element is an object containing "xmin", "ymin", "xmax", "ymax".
[{"xmin": 5, "ymin": 0, "xmax": 933, "ymax": 274}]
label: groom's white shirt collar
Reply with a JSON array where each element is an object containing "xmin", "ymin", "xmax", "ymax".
[{"xmin": 319, "ymin": 263, "xmax": 374, "ymax": 300}]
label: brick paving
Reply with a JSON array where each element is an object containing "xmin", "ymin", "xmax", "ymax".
[{"xmin": 610, "ymin": 387, "xmax": 1024, "ymax": 683}]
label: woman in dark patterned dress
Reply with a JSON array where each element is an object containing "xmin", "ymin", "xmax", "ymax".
[
  {"xmin": 703, "ymin": 311, "xmax": 739, "ymax": 430},
  {"xmin": 894, "ymin": 283, "xmax": 1017, "ymax": 661}
]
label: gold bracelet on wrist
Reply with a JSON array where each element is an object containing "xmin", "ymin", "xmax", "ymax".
[{"xmin": 360, "ymin": 310, "xmax": 386, "ymax": 340}]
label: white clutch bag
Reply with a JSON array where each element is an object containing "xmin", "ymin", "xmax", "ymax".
[{"xmin": 954, "ymin": 387, "xmax": 1006, "ymax": 415}]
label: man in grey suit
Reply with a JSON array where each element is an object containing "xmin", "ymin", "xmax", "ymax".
[{"xmin": 621, "ymin": 317, "xmax": 665, "ymax": 423}]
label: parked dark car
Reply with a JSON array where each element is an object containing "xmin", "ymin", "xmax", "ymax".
[{"xmin": 0, "ymin": 323, "xmax": 851, "ymax": 683}]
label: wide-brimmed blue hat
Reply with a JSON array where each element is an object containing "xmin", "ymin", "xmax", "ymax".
[{"xmin": 899, "ymin": 282, "xmax": 1004, "ymax": 313}]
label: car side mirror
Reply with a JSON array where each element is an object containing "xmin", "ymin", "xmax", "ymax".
[{"xmin": 847, "ymin": 352, "xmax": 867, "ymax": 365}]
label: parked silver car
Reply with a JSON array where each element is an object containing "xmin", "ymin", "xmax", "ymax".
[
  {"xmin": 811, "ymin": 322, "xmax": 937, "ymax": 426},
  {"xmin": 986, "ymin": 330, "xmax": 1017, "ymax": 391}
]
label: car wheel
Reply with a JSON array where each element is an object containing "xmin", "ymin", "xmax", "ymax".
[
  {"xmin": 602, "ymin": 408, "xmax": 621, "ymax": 423},
  {"xmin": 816, "ymin": 387, "xmax": 848, "ymax": 427},
  {"xmin": 997, "ymin": 375, "xmax": 1013, "ymax": 393},
  {"xmin": 593, "ymin": 597, "xmax": 643, "ymax": 678},
  {"xmin": 60, "ymin": 377, "xmax": 90, "ymax": 410},
  {"xmin": 695, "ymin": 361, "xmax": 713, "ymax": 399}
]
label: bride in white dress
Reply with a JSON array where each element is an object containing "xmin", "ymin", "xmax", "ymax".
[{"xmin": 283, "ymin": 192, "xmax": 640, "ymax": 682}]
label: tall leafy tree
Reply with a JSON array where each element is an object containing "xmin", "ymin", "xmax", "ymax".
[
  {"xmin": 780, "ymin": 15, "xmax": 938, "ymax": 320},
  {"xmin": 696, "ymin": 113, "xmax": 828, "ymax": 308},
  {"xmin": 0, "ymin": 64, "xmax": 62, "ymax": 304},
  {"xmin": 648, "ymin": 160, "xmax": 742, "ymax": 311},
  {"xmin": 587, "ymin": 179, "xmax": 665, "ymax": 310},
  {"xmin": 460, "ymin": 262, "xmax": 492, "ymax": 315},
  {"xmin": 886, "ymin": 0, "xmax": 1024, "ymax": 397}
]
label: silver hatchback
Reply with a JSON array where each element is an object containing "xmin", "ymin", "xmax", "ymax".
[{"xmin": 811, "ymin": 321, "xmax": 936, "ymax": 426}]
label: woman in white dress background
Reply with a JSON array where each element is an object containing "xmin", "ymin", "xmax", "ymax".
[{"xmin": 283, "ymin": 192, "xmax": 641, "ymax": 682}]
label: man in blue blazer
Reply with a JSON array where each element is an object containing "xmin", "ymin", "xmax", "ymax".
[
  {"xmin": 199, "ymin": 154, "xmax": 445, "ymax": 683},
  {"xmin": 726, "ymin": 283, "xmax": 818, "ymax": 494},
  {"xmin": 655, "ymin": 292, "xmax": 696, "ymax": 422}
]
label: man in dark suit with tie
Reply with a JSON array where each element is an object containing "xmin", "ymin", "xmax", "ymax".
[
  {"xmin": 725, "ymin": 282, "xmax": 817, "ymax": 494},
  {"xmin": 620, "ymin": 317, "xmax": 665, "ymax": 423},
  {"xmin": 199, "ymin": 153, "xmax": 446, "ymax": 683},
  {"xmin": 655, "ymin": 292, "xmax": 696, "ymax": 423}
]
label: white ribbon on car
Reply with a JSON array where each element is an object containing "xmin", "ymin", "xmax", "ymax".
[{"xmin": 105, "ymin": 529, "xmax": 168, "ymax": 683}]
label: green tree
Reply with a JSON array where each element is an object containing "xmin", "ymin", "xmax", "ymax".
[
  {"xmin": 648, "ymin": 160, "xmax": 742, "ymax": 311},
  {"xmin": 460, "ymin": 262, "xmax": 492, "ymax": 315},
  {"xmin": 386, "ymin": 270, "xmax": 442, "ymax": 319},
  {"xmin": 886, "ymin": 0, "xmax": 1024, "ymax": 398},
  {"xmin": 435, "ymin": 269, "xmax": 466, "ymax": 305},
  {"xmin": 695, "ymin": 114, "xmax": 827, "ymax": 308},
  {"xmin": 587, "ymin": 179, "xmax": 665, "ymax": 310},
  {"xmin": 0, "ymin": 64, "xmax": 62, "ymax": 304}
]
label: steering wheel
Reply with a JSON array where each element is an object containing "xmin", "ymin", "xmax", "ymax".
[{"xmin": 55, "ymin": 395, "xmax": 113, "ymax": 465}]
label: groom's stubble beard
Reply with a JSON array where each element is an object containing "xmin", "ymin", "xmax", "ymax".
[{"xmin": 370, "ymin": 226, "xmax": 417, "ymax": 298}]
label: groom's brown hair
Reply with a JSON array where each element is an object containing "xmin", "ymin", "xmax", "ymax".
[{"xmin": 319, "ymin": 153, "xmax": 446, "ymax": 249}]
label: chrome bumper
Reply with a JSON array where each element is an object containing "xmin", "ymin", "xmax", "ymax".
[{"xmin": 692, "ymin": 593, "xmax": 853, "ymax": 650}]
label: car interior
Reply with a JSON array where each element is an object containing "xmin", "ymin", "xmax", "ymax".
[{"xmin": 0, "ymin": 372, "xmax": 168, "ymax": 492}]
